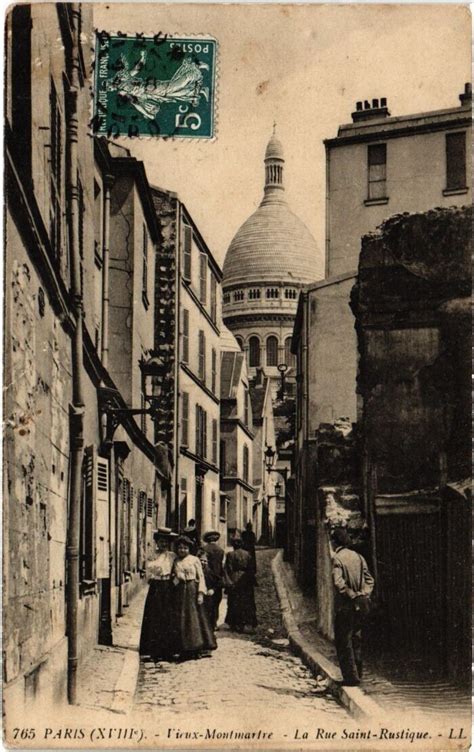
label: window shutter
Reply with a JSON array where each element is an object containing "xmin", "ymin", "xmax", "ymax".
[
  {"xmin": 211, "ymin": 348, "xmax": 217, "ymax": 394},
  {"xmin": 82, "ymin": 446, "xmax": 96, "ymax": 581},
  {"xmin": 195, "ymin": 404, "xmax": 201, "ymax": 455},
  {"xmin": 182, "ymin": 309, "xmax": 189, "ymax": 364},
  {"xmin": 147, "ymin": 497, "xmax": 153, "ymax": 518},
  {"xmin": 212, "ymin": 419, "xmax": 218, "ymax": 464},
  {"xmin": 210, "ymin": 274, "xmax": 217, "ymax": 322},
  {"xmin": 198, "ymin": 330, "xmax": 206, "ymax": 381},
  {"xmin": 96, "ymin": 456, "xmax": 109, "ymax": 579},
  {"xmin": 211, "ymin": 490, "xmax": 217, "ymax": 527},
  {"xmin": 200, "ymin": 253, "xmax": 207, "ymax": 305},
  {"xmin": 203, "ymin": 410, "xmax": 208, "ymax": 458},
  {"xmin": 182, "ymin": 392, "xmax": 189, "ymax": 446},
  {"xmin": 183, "ymin": 224, "xmax": 192, "ymax": 281}
]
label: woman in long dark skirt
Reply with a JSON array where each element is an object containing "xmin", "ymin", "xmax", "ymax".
[
  {"xmin": 139, "ymin": 528, "xmax": 176, "ymax": 661},
  {"xmin": 224, "ymin": 536, "xmax": 257, "ymax": 633},
  {"xmin": 171, "ymin": 536, "xmax": 217, "ymax": 660}
]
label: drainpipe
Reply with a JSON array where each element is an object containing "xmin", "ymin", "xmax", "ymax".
[
  {"xmin": 172, "ymin": 199, "xmax": 181, "ymax": 529},
  {"xmin": 66, "ymin": 4, "xmax": 84, "ymax": 705},
  {"xmin": 100, "ymin": 174, "xmax": 113, "ymax": 368}
]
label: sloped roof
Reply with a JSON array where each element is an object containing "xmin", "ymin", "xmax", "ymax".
[{"xmin": 220, "ymin": 351, "xmax": 244, "ymax": 400}]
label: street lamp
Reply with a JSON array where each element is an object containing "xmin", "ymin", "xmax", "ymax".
[
  {"xmin": 264, "ymin": 444, "xmax": 276, "ymax": 473},
  {"xmin": 99, "ymin": 350, "xmax": 166, "ymax": 446},
  {"xmin": 277, "ymin": 362, "xmax": 288, "ymax": 401}
]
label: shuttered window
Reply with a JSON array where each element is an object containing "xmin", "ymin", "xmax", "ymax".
[
  {"xmin": 183, "ymin": 223, "xmax": 192, "ymax": 281},
  {"xmin": 182, "ymin": 392, "xmax": 189, "ymax": 446},
  {"xmin": 195, "ymin": 405, "xmax": 207, "ymax": 458},
  {"xmin": 446, "ymin": 132, "xmax": 466, "ymax": 190},
  {"xmin": 243, "ymin": 444, "xmax": 249, "ymax": 483},
  {"xmin": 182, "ymin": 309, "xmax": 189, "ymax": 364}
]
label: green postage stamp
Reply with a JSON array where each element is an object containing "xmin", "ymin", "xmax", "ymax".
[{"xmin": 93, "ymin": 32, "xmax": 217, "ymax": 138}]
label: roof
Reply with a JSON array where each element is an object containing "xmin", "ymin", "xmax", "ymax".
[
  {"xmin": 325, "ymin": 100, "xmax": 471, "ymax": 149},
  {"xmin": 223, "ymin": 136, "xmax": 320, "ymax": 288},
  {"xmin": 248, "ymin": 373, "xmax": 271, "ymax": 424},
  {"xmin": 220, "ymin": 351, "xmax": 244, "ymax": 400}
]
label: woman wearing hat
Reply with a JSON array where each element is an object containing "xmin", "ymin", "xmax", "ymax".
[
  {"xmin": 171, "ymin": 536, "xmax": 217, "ymax": 660},
  {"xmin": 224, "ymin": 535, "xmax": 257, "ymax": 634},
  {"xmin": 139, "ymin": 528, "xmax": 176, "ymax": 661}
]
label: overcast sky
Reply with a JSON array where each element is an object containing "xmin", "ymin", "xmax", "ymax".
[{"xmin": 93, "ymin": 4, "xmax": 471, "ymax": 275}]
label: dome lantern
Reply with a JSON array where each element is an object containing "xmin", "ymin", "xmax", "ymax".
[{"xmin": 263, "ymin": 123, "xmax": 285, "ymax": 200}]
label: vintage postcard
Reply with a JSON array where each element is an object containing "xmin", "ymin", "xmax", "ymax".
[{"xmin": 3, "ymin": 2, "xmax": 471, "ymax": 750}]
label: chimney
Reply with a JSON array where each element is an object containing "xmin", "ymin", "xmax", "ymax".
[
  {"xmin": 459, "ymin": 82, "xmax": 472, "ymax": 107},
  {"xmin": 352, "ymin": 96, "xmax": 391, "ymax": 123}
]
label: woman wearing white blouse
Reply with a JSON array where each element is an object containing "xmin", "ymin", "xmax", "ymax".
[
  {"xmin": 171, "ymin": 536, "xmax": 217, "ymax": 660},
  {"xmin": 139, "ymin": 529, "xmax": 176, "ymax": 661}
]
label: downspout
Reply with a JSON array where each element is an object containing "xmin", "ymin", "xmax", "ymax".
[
  {"xmin": 173, "ymin": 199, "xmax": 181, "ymax": 529},
  {"xmin": 66, "ymin": 4, "xmax": 84, "ymax": 705},
  {"xmin": 100, "ymin": 173, "xmax": 113, "ymax": 368}
]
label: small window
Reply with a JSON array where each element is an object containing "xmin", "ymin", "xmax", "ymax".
[
  {"xmin": 182, "ymin": 309, "xmax": 189, "ymax": 364},
  {"xmin": 368, "ymin": 143, "xmax": 387, "ymax": 200},
  {"xmin": 223, "ymin": 292, "xmax": 230, "ymax": 305},
  {"xmin": 266, "ymin": 336, "xmax": 279, "ymax": 367},
  {"xmin": 219, "ymin": 493, "xmax": 226, "ymax": 521},
  {"xmin": 284, "ymin": 288, "xmax": 297, "ymax": 300},
  {"xmin": 199, "ymin": 253, "xmax": 207, "ymax": 305},
  {"xmin": 198, "ymin": 330, "xmax": 206, "ymax": 382},
  {"xmin": 182, "ymin": 392, "xmax": 189, "ymax": 446},
  {"xmin": 248, "ymin": 336, "xmax": 261, "ymax": 367},
  {"xmin": 248, "ymin": 288, "xmax": 261, "ymax": 300},
  {"xmin": 266, "ymin": 288, "xmax": 279, "ymax": 299},
  {"xmin": 446, "ymin": 132, "xmax": 466, "ymax": 190},
  {"xmin": 234, "ymin": 290, "xmax": 244, "ymax": 302},
  {"xmin": 183, "ymin": 224, "xmax": 192, "ymax": 281}
]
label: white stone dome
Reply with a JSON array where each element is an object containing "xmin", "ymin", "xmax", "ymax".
[{"xmin": 223, "ymin": 131, "xmax": 319, "ymax": 289}]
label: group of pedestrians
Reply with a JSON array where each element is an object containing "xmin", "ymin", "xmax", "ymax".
[{"xmin": 139, "ymin": 521, "xmax": 258, "ymax": 663}]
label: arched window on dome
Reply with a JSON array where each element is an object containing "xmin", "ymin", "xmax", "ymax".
[
  {"xmin": 266, "ymin": 336, "xmax": 279, "ymax": 367},
  {"xmin": 248, "ymin": 336, "xmax": 261, "ymax": 367},
  {"xmin": 285, "ymin": 336, "xmax": 296, "ymax": 369},
  {"xmin": 235, "ymin": 336, "xmax": 243, "ymax": 351}
]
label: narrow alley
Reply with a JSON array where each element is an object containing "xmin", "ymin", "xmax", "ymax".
[{"xmin": 133, "ymin": 550, "xmax": 353, "ymax": 734}]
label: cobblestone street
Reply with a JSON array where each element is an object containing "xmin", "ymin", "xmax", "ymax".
[{"xmin": 133, "ymin": 550, "xmax": 353, "ymax": 737}]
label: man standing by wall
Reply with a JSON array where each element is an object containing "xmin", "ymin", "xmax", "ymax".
[{"xmin": 330, "ymin": 527, "xmax": 374, "ymax": 686}]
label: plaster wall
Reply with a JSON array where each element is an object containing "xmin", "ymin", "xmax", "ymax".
[{"xmin": 327, "ymin": 127, "xmax": 472, "ymax": 277}]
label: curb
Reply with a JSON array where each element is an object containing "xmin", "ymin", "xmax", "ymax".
[{"xmin": 272, "ymin": 550, "xmax": 382, "ymax": 722}]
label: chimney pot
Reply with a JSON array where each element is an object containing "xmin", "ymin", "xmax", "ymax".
[
  {"xmin": 356, "ymin": 101, "xmax": 363, "ymax": 111},
  {"xmin": 459, "ymin": 82, "xmax": 472, "ymax": 106},
  {"xmin": 372, "ymin": 98, "xmax": 379, "ymax": 108},
  {"xmin": 381, "ymin": 97, "xmax": 387, "ymax": 107},
  {"xmin": 364, "ymin": 100, "xmax": 371, "ymax": 110}
]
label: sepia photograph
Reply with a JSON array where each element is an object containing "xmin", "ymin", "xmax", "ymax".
[{"xmin": 3, "ymin": 2, "xmax": 472, "ymax": 749}]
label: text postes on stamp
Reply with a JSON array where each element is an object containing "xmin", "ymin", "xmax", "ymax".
[{"xmin": 93, "ymin": 32, "xmax": 216, "ymax": 138}]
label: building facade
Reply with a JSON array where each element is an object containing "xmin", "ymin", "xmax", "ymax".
[
  {"xmin": 152, "ymin": 188, "xmax": 222, "ymax": 537},
  {"xmin": 4, "ymin": 4, "xmax": 167, "ymax": 716},
  {"xmin": 222, "ymin": 132, "xmax": 320, "ymax": 397},
  {"xmin": 325, "ymin": 84, "xmax": 472, "ymax": 278},
  {"xmin": 220, "ymin": 328, "xmax": 256, "ymax": 544}
]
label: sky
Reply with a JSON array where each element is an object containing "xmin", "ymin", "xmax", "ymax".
[{"xmin": 93, "ymin": 3, "xmax": 471, "ymax": 275}]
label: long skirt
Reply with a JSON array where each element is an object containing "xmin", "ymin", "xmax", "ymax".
[
  {"xmin": 139, "ymin": 580, "xmax": 174, "ymax": 659},
  {"xmin": 172, "ymin": 581, "xmax": 217, "ymax": 655},
  {"xmin": 225, "ymin": 584, "xmax": 257, "ymax": 630}
]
